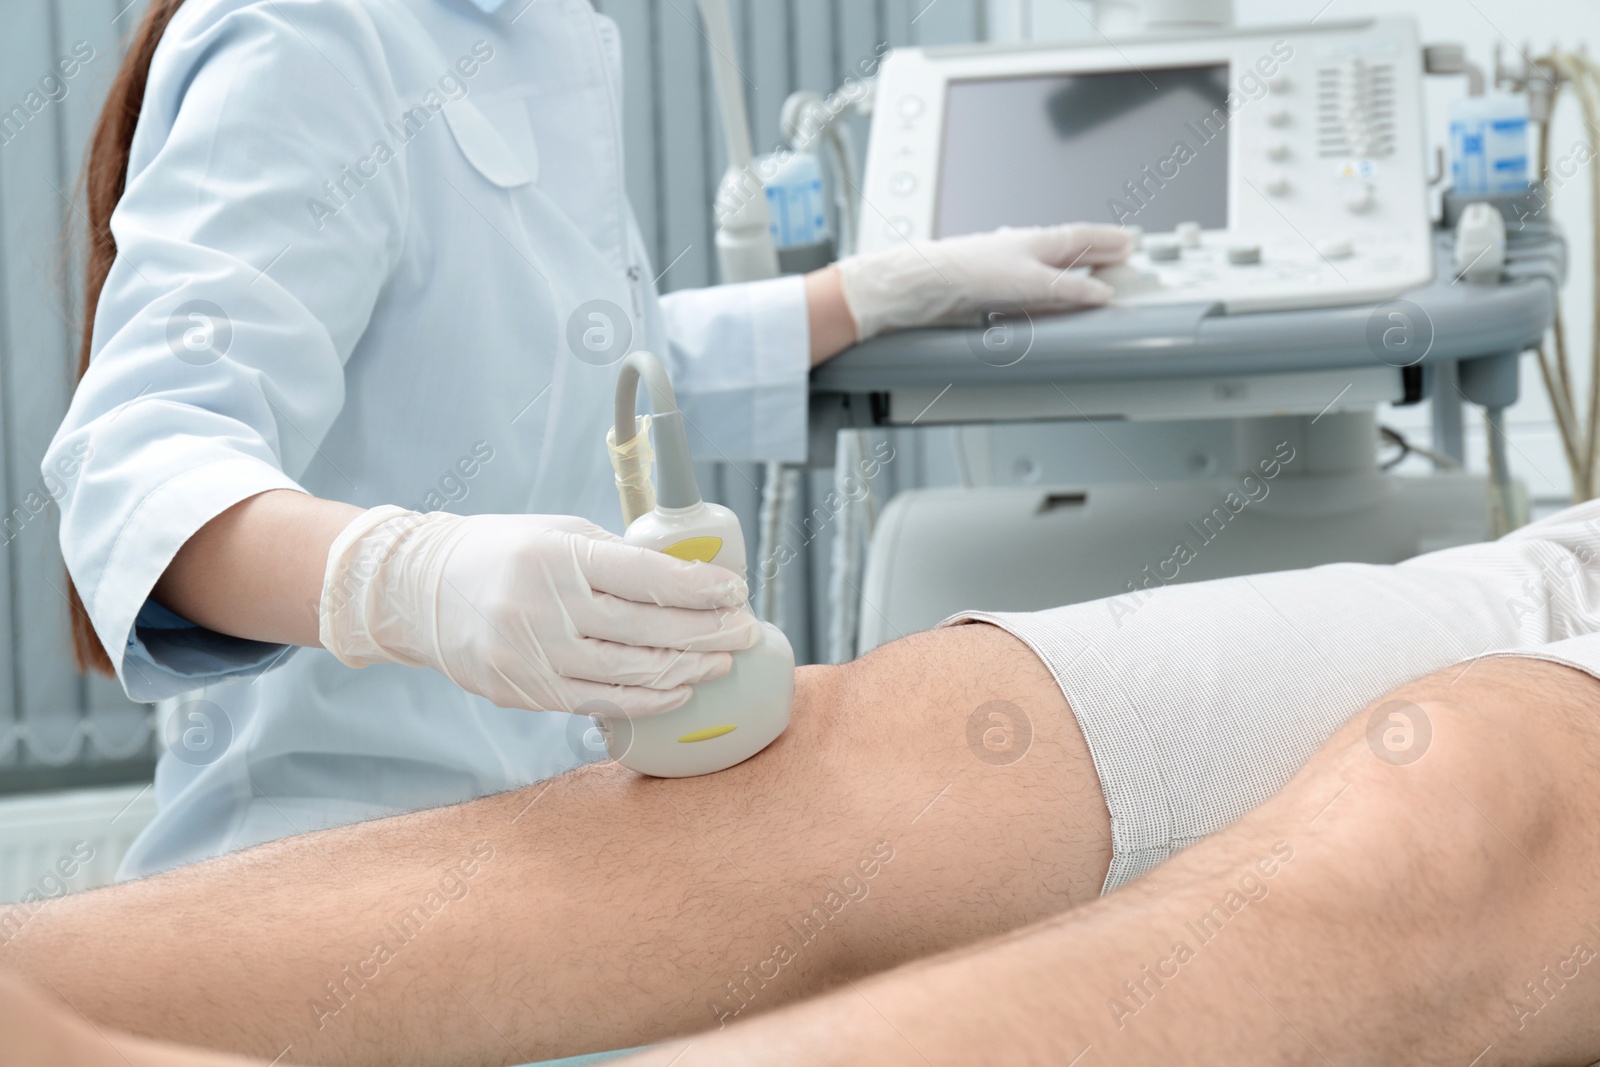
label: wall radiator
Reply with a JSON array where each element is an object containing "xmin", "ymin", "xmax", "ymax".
[{"xmin": 0, "ymin": 784, "xmax": 156, "ymax": 905}]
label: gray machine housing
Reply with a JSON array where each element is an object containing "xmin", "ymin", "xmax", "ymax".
[{"xmin": 810, "ymin": 224, "xmax": 1563, "ymax": 654}]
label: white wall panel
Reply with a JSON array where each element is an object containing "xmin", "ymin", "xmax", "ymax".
[
  {"xmin": 0, "ymin": 0, "xmax": 157, "ymax": 787},
  {"xmin": 1, "ymin": 0, "xmax": 80, "ymax": 770}
]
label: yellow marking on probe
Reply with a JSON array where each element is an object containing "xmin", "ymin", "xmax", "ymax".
[
  {"xmin": 677, "ymin": 724, "xmax": 738, "ymax": 743},
  {"xmin": 661, "ymin": 536, "xmax": 723, "ymax": 563}
]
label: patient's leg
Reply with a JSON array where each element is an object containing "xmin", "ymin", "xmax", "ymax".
[
  {"xmin": 0, "ymin": 971, "xmax": 263, "ymax": 1067},
  {"xmin": 12, "ymin": 500, "xmax": 1600, "ymax": 1067},
  {"xmin": 1, "ymin": 624, "xmax": 1112, "ymax": 1067},
  {"xmin": 625, "ymin": 655, "xmax": 1600, "ymax": 1066}
]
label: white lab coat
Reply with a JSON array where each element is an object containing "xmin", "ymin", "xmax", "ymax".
[{"xmin": 44, "ymin": 0, "xmax": 810, "ymax": 877}]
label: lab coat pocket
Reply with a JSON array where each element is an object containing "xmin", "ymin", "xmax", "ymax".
[{"xmin": 442, "ymin": 97, "xmax": 537, "ymax": 189}]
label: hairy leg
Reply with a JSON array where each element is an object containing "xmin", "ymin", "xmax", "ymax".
[
  {"xmin": 625, "ymin": 656, "xmax": 1600, "ymax": 1067},
  {"xmin": 0, "ymin": 624, "xmax": 1110, "ymax": 1067},
  {"xmin": 0, "ymin": 972, "xmax": 265, "ymax": 1067}
]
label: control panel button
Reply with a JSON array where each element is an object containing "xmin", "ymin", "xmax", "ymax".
[
  {"xmin": 1268, "ymin": 108, "xmax": 1293, "ymax": 127},
  {"xmin": 1266, "ymin": 75, "xmax": 1291, "ymax": 93},
  {"xmin": 1146, "ymin": 239, "xmax": 1182, "ymax": 262},
  {"xmin": 1318, "ymin": 238, "xmax": 1355, "ymax": 260},
  {"xmin": 889, "ymin": 172, "xmax": 917, "ymax": 196},
  {"xmin": 1266, "ymin": 141, "xmax": 1291, "ymax": 162},
  {"xmin": 1176, "ymin": 221, "xmax": 1203, "ymax": 247},
  {"xmin": 1227, "ymin": 244, "xmax": 1263, "ymax": 265},
  {"xmin": 1264, "ymin": 173, "xmax": 1292, "ymax": 196},
  {"xmin": 885, "ymin": 216, "xmax": 914, "ymax": 240},
  {"xmin": 897, "ymin": 95, "xmax": 924, "ymax": 119},
  {"xmin": 1344, "ymin": 182, "xmax": 1376, "ymax": 213}
]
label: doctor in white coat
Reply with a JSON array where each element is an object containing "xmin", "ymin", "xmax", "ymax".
[{"xmin": 46, "ymin": 0, "xmax": 1129, "ymax": 877}]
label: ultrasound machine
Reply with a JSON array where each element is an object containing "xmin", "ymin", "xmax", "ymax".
[{"xmin": 803, "ymin": 14, "xmax": 1562, "ymax": 655}]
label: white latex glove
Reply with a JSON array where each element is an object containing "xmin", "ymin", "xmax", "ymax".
[
  {"xmin": 319, "ymin": 506, "xmax": 762, "ymax": 717},
  {"xmin": 835, "ymin": 223, "xmax": 1133, "ymax": 341}
]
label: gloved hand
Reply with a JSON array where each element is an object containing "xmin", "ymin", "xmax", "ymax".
[
  {"xmin": 319, "ymin": 506, "xmax": 762, "ymax": 717},
  {"xmin": 835, "ymin": 223, "xmax": 1133, "ymax": 341}
]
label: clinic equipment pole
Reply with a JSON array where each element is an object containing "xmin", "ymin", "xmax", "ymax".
[
  {"xmin": 696, "ymin": 0, "xmax": 780, "ymax": 285},
  {"xmin": 695, "ymin": 0, "xmax": 791, "ymax": 631}
]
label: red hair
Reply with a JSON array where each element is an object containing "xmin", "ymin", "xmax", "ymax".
[{"xmin": 68, "ymin": 0, "xmax": 191, "ymax": 675}]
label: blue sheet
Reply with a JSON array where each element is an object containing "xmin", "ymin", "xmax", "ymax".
[{"xmin": 518, "ymin": 1048, "xmax": 645, "ymax": 1066}]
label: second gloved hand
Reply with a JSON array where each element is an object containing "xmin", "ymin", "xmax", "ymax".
[
  {"xmin": 834, "ymin": 223, "xmax": 1133, "ymax": 341},
  {"xmin": 319, "ymin": 507, "xmax": 763, "ymax": 717}
]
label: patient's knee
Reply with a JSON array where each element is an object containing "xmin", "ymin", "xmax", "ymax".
[
  {"xmin": 1360, "ymin": 658, "xmax": 1600, "ymax": 888},
  {"xmin": 791, "ymin": 661, "xmax": 850, "ymax": 734},
  {"xmin": 782, "ymin": 629, "xmax": 983, "ymax": 758},
  {"xmin": 1400, "ymin": 658, "xmax": 1598, "ymax": 788},
  {"xmin": 789, "ymin": 624, "xmax": 1083, "ymax": 789}
]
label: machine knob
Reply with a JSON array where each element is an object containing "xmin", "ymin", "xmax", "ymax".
[
  {"xmin": 889, "ymin": 171, "xmax": 917, "ymax": 196},
  {"xmin": 1092, "ymin": 263, "xmax": 1164, "ymax": 298},
  {"xmin": 1266, "ymin": 141, "xmax": 1291, "ymax": 162},
  {"xmin": 1227, "ymin": 244, "xmax": 1263, "ymax": 265},
  {"xmin": 1344, "ymin": 182, "xmax": 1376, "ymax": 213},
  {"xmin": 1176, "ymin": 221, "xmax": 1203, "ymax": 247},
  {"xmin": 1318, "ymin": 237, "xmax": 1355, "ymax": 260},
  {"xmin": 1146, "ymin": 238, "xmax": 1182, "ymax": 262},
  {"xmin": 1267, "ymin": 107, "xmax": 1293, "ymax": 127},
  {"xmin": 1267, "ymin": 75, "xmax": 1291, "ymax": 93},
  {"xmin": 1264, "ymin": 173, "xmax": 1292, "ymax": 196}
]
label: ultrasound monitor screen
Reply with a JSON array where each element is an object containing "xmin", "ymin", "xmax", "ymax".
[{"xmin": 935, "ymin": 64, "xmax": 1231, "ymax": 237}]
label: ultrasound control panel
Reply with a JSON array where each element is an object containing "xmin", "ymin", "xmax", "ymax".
[{"xmin": 860, "ymin": 17, "xmax": 1434, "ymax": 313}]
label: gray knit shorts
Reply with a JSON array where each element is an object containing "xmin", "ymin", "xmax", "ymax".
[{"xmin": 943, "ymin": 559, "xmax": 1562, "ymax": 893}]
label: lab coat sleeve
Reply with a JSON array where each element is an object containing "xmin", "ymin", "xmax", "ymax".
[
  {"xmin": 658, "ymin": 275, "xmax": 811, "ymax": 463},
  {"xmin": 43, "ymin": 0, "xmax": 408, "ymax": 700}
]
